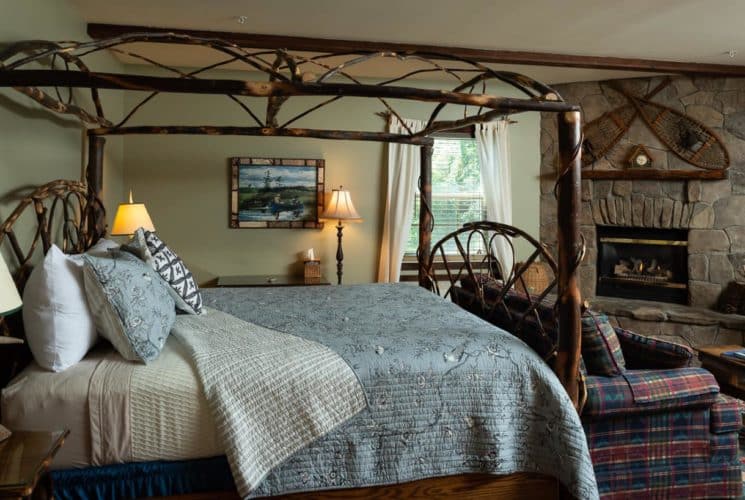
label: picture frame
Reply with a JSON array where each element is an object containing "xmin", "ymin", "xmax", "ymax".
[{"xmin": 230, "ymin": 157, "xmax": 325, "ymax": 229}]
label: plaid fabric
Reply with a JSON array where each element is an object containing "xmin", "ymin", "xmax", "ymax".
[
  {"xmin": 581, "ymin": 312, "xmax": 625, "ymax": 376},
  {"xmin": 614, "ymin": 327, "xmax": 693, "ymax": 370},
  {"xmin": 623, "ymin": 368, "xmax": 719, "ymax": 404},
  {"xmin": 709, "ymin": 431, "xmax": 739, "ymax": 463},
  {"xmin": 586, "ymin": 409, "xmax": 710, "ymax": 470},
  {"xmin": 584, "ymin": 398, "xmax": 741, "ymax": 498},
  {"xmin": 592, "ymin": 462, "xmax": 741, "ymax": 499},
  {"xmin": 711, "ymin": 394, "xmax": 743, "ymax": 435},
  {"xmin": 583, "ymin": 368, "xmax": 720, "ymax": 418}
]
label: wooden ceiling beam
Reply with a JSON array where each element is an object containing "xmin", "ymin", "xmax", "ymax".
[{"xmin": 88, "ymin": 23, "xmax": 745, "ymax": 77}]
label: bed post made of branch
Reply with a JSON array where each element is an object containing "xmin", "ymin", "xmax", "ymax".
[
  {"xmin": 85, "ymin": 134, "xmax": 107, "ymax": 242},
  {"xmin": 418, "ymin": 143, "xmax": 434, "ymax": 288},
  {"xmin": 555, "ymin": 111, "xmax": 583, "ymax": 410}
]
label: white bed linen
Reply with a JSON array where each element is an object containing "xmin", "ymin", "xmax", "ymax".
[
  {"xmin": 1, "ymin": 345, "xmax": 105, "ymax": 469},
  {"xmin": 92, "ymin": 336, "xmax": 220, "ymax": 464},
  {"xmin": 1, "ymin": 338, "xmax": 221, "ymax": 470}
]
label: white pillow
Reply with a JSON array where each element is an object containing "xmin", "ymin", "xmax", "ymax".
[{"xmin": 22, "ymin": 239, "xmax": 118, "ymax": 371}]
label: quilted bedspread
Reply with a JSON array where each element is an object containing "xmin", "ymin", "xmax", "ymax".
[
  {"xmin": 201, "ymin": 284, "xmax": 598, "ymax": 499},
  {"xmin": 172, "ymin": 308, "xmax": 366, "ymax": 497}
]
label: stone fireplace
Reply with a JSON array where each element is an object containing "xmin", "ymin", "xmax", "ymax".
[
  {"xmin": 539, "ymin": 75, "xmax": 745, "ymax": 348},
  {"xmin": 596, "ymin": 226, "xmax": 688, "ymax": 304},
  {"xmin": 544, "ymin": 173, "xmax": 737, "ymax": 309}
]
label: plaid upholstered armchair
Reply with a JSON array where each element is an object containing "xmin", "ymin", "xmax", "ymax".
[
  {"xmin": 452, "ymin": 278, "xmax": 742, "ymax": 498},
  {"xmin": 581, "ymin": 324, "xmax": 742, "ymax": 498}
]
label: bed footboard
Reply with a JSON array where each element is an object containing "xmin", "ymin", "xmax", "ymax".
[{"xmin": 421, "ymin": 217, "xmax": 585, "ymax": 411}]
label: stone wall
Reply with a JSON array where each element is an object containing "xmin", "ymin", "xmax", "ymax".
[{"xmin": 540, "ymin": 76, "xmax": 745, "ymax": 308}]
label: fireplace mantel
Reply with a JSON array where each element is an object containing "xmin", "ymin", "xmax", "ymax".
[{"xmin": 583, "ymin": 169, "xmax": 728, "ymax": 180}]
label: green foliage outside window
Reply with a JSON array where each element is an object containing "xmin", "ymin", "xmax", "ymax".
[{"xmin": 406, "ymin": 139, "xmax": 486, "ymax": 255}]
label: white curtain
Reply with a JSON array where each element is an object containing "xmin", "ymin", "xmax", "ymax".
[
  {"xmin": 475, "ymin": 120, "xmax": 513, "ymax": 278},
  {"xmin": 377, "ymin": 117, "xmax": 425, "ymax": 283}
]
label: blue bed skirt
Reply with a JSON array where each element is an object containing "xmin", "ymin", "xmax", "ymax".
[{"xmin": 49, "ymin": 456, "xmax": 235, "ymax": 500}]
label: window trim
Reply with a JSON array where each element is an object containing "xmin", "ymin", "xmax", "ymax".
[{"xmin": 430, "ymin": 126, "xmax": 476, "ymax": 139}]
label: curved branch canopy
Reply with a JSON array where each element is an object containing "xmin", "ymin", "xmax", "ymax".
[
  {"xmin": 0, "ymin": 32, "xmax": 587, "ymax": 410},
  {"xmin": 0, "ymin": 32, "xmax": 578, "ymax": 143}
]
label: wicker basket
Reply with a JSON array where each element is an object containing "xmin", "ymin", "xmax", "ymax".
[
  {"xmin": 514, "ymin": 261, "xmax": 551, "ymax": 295},
  {"xmin": 304, "ymin": 260, "xmax": 321, "ymax": 279}
]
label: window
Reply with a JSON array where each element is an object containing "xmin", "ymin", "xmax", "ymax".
[{"xmin": 405, "ymin": 138, "xmax": 486, "ymax": 255}]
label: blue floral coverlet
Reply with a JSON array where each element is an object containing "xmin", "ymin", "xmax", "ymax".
[{"xmin": 202, "ymin": 284, "xmax": 598, "ymax": 499}]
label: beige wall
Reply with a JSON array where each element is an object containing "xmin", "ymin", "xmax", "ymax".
[
  {"xmin": 0, "ymin": 0, "xmax": 124, "ymax": 266},
  {"xmin": 122, "ymin": 70, "xmax": 541, "ymax": 284}
]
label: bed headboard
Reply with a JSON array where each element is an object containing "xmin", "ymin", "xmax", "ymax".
[{"xmin": 0, "ymin": 179, "xmax": 105, "ymax": 387}]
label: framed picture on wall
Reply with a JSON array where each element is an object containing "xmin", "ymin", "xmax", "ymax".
[{"xmin": 230, "ymin": 157, "xmax": 325, "ymax": 229}]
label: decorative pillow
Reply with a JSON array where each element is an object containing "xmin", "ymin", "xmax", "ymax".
[
  {"xmin": 83, "ymin": 250, "xmax": 175, "ymax": 363},
  {"xmin": 22, "ymin": 239, "xmax": 118, "ymax": 372},
  {"xmin": 614, "ymin": 327, "xmax": 693, "ymax": 370},
  {"xmin": 581, "ymin": 312, "xmax": 625, "ymax": 376},
  {"xmin": 124, "ymin": 228, "xmax": 202, "ymax": 314}
]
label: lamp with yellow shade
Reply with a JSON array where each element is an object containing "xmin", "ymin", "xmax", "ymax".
[
  {"xmin": 321, "ymin": 187, "xmax": 361, "ymax": 285},
  {"xmin": 111, "ymin": 190, "xmax": 155, "ymax": 237}
]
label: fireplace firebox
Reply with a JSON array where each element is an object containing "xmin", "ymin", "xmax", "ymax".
[{"xmin": 596, "ymin": 226, "xmax": 688, "ymax": 304}]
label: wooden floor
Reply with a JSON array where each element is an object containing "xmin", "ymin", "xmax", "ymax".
[{"xmin": 154, "ymin": 473, "xmax": 562, "ymax": 500}]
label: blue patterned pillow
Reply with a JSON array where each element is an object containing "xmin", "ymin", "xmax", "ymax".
[
  {"xmin": 581, "ymin": 312, "xmax": 625, "ymax": 376},
  {"xmin": 82, "ymin": 250, "xmax": 176, "ymax": 362}
]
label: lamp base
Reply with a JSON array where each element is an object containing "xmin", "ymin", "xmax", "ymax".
[{"xmin": 335, "ymin": 221, "xmax": 344, "ymax": 285}]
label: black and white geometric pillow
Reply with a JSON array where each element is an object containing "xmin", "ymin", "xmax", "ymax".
[{"xmin": 143, "ymin": 230, "xmax": 203, "ymax": 314}]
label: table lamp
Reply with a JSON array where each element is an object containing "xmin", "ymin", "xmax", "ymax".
[
  {"xmin": 321, "ymin": 187, "xmax": 361, "ymax": 285},
  {"xmin": 0, "ymin": 255, "xmax": 22, "ymax": 442},
  {"xmin": 111, "ymin": 189, "xmax": 156, "ymax": 236}
]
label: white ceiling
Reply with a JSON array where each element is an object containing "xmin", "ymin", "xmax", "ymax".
[{"xmin": 67, "ymin": 0, "xmax": 745, "ymax": 84}]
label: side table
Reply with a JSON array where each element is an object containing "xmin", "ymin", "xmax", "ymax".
[
  {"xmin": 698, "ymin": 345, "xmax": 745, "ymax": 434},
  {"xmin": 698, "ymin": 344, "xmax": 745, "ymax": 400},
  {"xmin": 217, "ymin": 274, "xmax": 331, "ymax": 287},
  {"xmin": 0, "ymin": 430, "xmax": 69, "ymax": 499}
]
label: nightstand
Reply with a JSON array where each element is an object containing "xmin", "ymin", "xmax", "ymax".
[
  {"xmin": 698, "ymin": 345, "xmax": 745, "ymax": 399},
  {"xmin": 0, "ymin": 430, "xmax": 68, "ymax": 499},
  {"xmin": 217, "ymin": 274, "xmax": 331, "ymax": 287},
  {"xmin": 0, "ymin": 337, "xmax": 27, "ymax": 396}
]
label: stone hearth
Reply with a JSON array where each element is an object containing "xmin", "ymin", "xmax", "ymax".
[{"xmin": 591, "ymin": 296, "xmax": 745, "ymax": 352}]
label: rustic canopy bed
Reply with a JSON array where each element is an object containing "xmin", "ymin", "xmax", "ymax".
[{"xmin": 0, "ymin": 33, "xmax": 587, "ymax": 499}]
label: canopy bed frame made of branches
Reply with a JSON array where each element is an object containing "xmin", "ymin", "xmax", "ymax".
[{"xmin": 0, "ymin": 33, "xmax": 584, "ymax": 499}]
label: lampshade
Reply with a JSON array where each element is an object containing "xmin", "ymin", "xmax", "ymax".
[
  {"xmin": 0, "ymin": 256, "xmax": 21, "ymax": 316},
  {"xmin": 111, "ymin": 190, "xmax": 155, "ymax": 236},
  {"xmin": 321, "ymin": 187, "xmax": 361, "ymax": 221}
]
